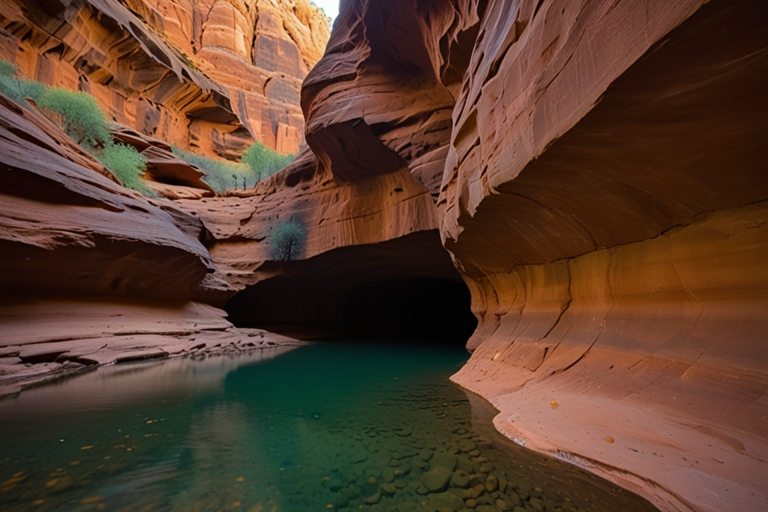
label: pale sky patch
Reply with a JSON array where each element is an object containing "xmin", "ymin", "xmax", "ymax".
[{"xmin": 311, "ymin": 0, "xmax": 339, "ymax": 23}]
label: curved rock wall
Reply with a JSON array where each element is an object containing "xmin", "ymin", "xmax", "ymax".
[
  {"xmin": 0, "ymin": 0, "xmax": 329, "ymax": 157},
  {"xmin": 440, "ymin": 1, "xmax": 768, "ymax": 510},
  {"xmin": 233, "ymin": 0, "xmax": 768, "ymax": 510}
]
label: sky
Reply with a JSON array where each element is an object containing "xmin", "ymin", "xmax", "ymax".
[{"xmin": 312, "ymin": 0, "xmax": 339, "ymax": 23}]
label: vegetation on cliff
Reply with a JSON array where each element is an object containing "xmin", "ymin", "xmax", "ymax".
[
  {"xmin": 174, "ymin": 142, "xmax": 295, "ymax": 193},
  {"xmin": 1, "ymin": 58, "xmax": 294, "ymax": 196},
  {"xmin": 270, "ymin": 221, "xmax": 306, "ymax": 261}
]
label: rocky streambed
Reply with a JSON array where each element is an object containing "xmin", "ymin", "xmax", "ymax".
[{"xmin": 0, "ymin": 343, "xmax": 656, "ymax": 512}]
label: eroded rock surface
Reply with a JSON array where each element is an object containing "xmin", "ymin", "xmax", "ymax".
[
  {"xmin": 220, "ymin": 0, "xmax": 768, "ymax": 510},
  {"xmin": 0, "ymin": 0, "xmax": 329, "ymax": 158},
  {"xmin": 0, "ymin": 93, "xmax": 299, "ymax": 395}
]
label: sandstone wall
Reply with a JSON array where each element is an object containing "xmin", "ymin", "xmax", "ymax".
[
  {"xmin": 437, "ymin": 1, "xmax": 768, "ymax": 510},
  {"xmin": 0, "ymin": 86, "xmax": 296, "ymax": 395},
  {"xmin": 0, "ymin": 0, "xmax": 329, "ymax": 158},
  {"xmin": 225, "ymin": 0, "xmax": 768, "ymax": 510}
]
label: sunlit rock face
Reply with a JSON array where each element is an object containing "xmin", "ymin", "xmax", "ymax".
[
  {"xmin": 231, "ymin": 0, "xmax": 768, "ymax": 510},
  {"xmin": 0, "ymin": 0, "xmax": 329, "ymax": 157}
]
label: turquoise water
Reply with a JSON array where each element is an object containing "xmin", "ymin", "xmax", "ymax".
[{"xmin": 0, "ymin": 343, "xmax": 656, "ymax": 511}]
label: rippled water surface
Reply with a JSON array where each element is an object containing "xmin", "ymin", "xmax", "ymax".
[{"xmin": 0, "ymin": 343, "xmax": 657, "ymax": 511}]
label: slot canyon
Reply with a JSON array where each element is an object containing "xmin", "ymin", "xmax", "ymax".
[{"xmin": 0, "ymin": 0, "xmax": 766, "ymax": 511}]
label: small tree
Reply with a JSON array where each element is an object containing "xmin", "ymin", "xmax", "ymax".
[
  {"xmin": 99, "ymin": 142, "xmax": 156, "ymax": 197},
  {"xmin": 270, "ymin": 221, "xmax": 306, "ymax": 261},
  {"xmin": 38, "ymin": 87, "xmax": 110, "ymax": 148},
  {"xmin": 243, "ymin": 140, "xmax": 295, "ymax": 184}
]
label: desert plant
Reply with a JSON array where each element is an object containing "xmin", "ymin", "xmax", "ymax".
[
  {"xmin": 0, "ymin": 60, "xmax": 47, "ymax": 107},
  {"xmin": 99, "ymin": 142, "xmax": 156, "ymax": 197},
  {"xmin": 172, "ymin": 146, "xmax": 249, "ymax": 193},
  {"xmin": 270, "ymin": 220, "xmax": 306, "ymax": 261},
  {"xmin": 242, "ymin": 140, "xmax": 295, "ymax": 182},
  {"xmin": 38, "ymin": 87, "xmax": 110, "ymax": 148},
  {"xmin": 0, "ymin": 58, "xmax": 16, "ymax": 77}
]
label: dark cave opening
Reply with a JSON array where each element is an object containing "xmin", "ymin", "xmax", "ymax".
[
  {"xmin": 224, "ymin": 231, "xmax": 478, "ymax": 347},
  {"xmin": 226, "ymin": 276, "xmax": 477, "ymax": 346}
]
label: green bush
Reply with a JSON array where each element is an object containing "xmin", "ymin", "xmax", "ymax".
[
  {"xmin": 0, "ymin": 58, "xmax": 16, "ymax": 77},
  {"xmin": 172, "ymin": 146, "xmax": 248, "ymax": 193},
  {"xmin": 0, "ymin": 60, "xmax": 47, "ymax": 107},
  {"xmin": 270, "ymin": 220, "xmax": 306, "ymax": 261},
  {"xmin": 243, "ymin": 140, "xmax": 295, "ymax": 182},
  {"xmin": 38, "ymin": 87, "xmax": 110, "ymax": 148},
  {"xmin": 99, "ymin": 142, "xmax": 156, "ymax": 197},
  {"xmin": 172, "ymin": 141, "xmax": 295, "ymax": 193}
]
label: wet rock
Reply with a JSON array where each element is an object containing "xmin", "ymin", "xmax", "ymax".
[
  {"xmin": 418, "ymin": 449, "xmax": 434, "ymax": 461},
  {"xmin": 464, "ymin": 498, "xmax": 478, "ymax": 508},
  {"xmin": 507, "ymin": 491, "xmax": 522, "ymax": 507},
  {"xmin": 422, "ymin": 467, "xmax": 452, "ymax": 493},
  {"xmin": 365, "ymin": 492, "xmax": 381, "ymax": 505},
  {"xmin": 457, "ymin": 456, "xmax": 474, "ymax": 473},
  {"xmin": 415, "ymin": 485, "xmax": 429, "ymax": 496},
  {"xmin": 429, "ymin": 491, "xmax": 465, "ymax": 512},
  {"xmin": 459, "ymin": 440, "xmax": 477, "ymax": 453},
  {"xmin": 496, "ymin": 498, "xmax": 513, "ymax": 511},
  {"xmin": 484, "ymin": 475, "xmax": 498, "ymax": 493},
  {"xmin": 497, "ymin": 476, "xmax": 508, "ymax": 494},
  {"xmin": 529, "ymin": 497, "xmax": 545, "ymax": 511},
  {"xmin": 463, "ymin": 487, "xmax": 481, "ymax": 500},
  {"xmin": 382, "ymin": 467, "xmax": 395, "ymax": 483},
  {"xmin": 469, "ymin": 474, "xmax": 486, "ymax": 487},
  {"xmin": 380, "ymin": 483, "xmax": 396, "ymax": 496},
  {"xmin": 450, "ymin": 469, "xmax": 470, "ymax": 489},
  {"xmin": 431, "ymin": 452, "xmax": 457, "ymax": 471}
]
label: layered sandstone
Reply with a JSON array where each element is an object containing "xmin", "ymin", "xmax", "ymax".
[
  {"xmin": 0, "ymin": 0, "xmax": 329, "ymax": 158},
  {"xmin": 210, "ymin": 0, "xmax": 767, "ymax": 510},
  {"xmin": 176, "ymin": 0, "xmax": 487, "ymax": 338},
  {"xmin": 0, "ymin": 92, "xmax": 298, "ymax": 396}
]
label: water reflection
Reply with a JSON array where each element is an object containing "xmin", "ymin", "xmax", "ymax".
[{"xmin": 0, "ymin": 343, "xmax": 657, "ymax": 511}]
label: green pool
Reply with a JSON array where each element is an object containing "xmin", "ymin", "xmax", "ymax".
[{"xmin": 0, "ymin": 343, "xmax": 657, "ymax": 511}]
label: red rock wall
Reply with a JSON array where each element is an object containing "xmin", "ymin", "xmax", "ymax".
[
  {"xmin": 438, "ymin": 1, "xmax": 768, "ymax": 510},
  {"xmin": 0, "ymin": 0, "xmax": 329, "ymax": 158},
  {"xmin": 230, "ymin": 0, "xmax": 768, "ymax": 510}
]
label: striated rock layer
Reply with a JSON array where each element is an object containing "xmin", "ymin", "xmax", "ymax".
[
  {"xmin": 0, "ymin": 89, "xmax": 299, "ymax": 396},
  {"xmin": 438, "ymin": 1, "xmax": 767, "ymax": 511},
  {"xmin": 0, "ymin": 0, "xmax": 329, "ymax": 158},
  {"xmin": 221, "ymin": 0, "xmax": 767, "ymax": 510}
]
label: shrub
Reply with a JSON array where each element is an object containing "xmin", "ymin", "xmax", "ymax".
[
  {"xmin": 242, "ymin": 140, "xmax": 295, "ymax": 182},
  {"xmin": 0, "ymin": 58, "xmax": 16, "ymax": 76},
  {"xmin": 270, "ymin": 221, "xmax": 306, "ymax": 261},
  {"xmin": 99, "ymin": 142, "xmax": 156, "ymax": 197},
  {"xmin": 172, "ymin": 146, "xmax": 248, "ymax": 193},
  {"xmin": 0, "ymin": 60, "xmax": 47, "ymax": 107},
  {"xmin": 38, "ymin": 87, "xmax": 110, "ymax": 148}
]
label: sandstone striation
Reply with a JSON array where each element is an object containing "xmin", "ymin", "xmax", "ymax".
[
  {"xmin": 0, "ymin": 92, "xmax": 298, "ymax": 396},
  {"xmin": 0, "ymin": 0, "xmax": 329, "ymax": 158},
  {"xmin": 209, "ymin": 0, "xmax": 767, "ymax": 510}
]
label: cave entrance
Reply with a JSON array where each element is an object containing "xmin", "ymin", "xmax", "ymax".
[
  {"xmin": 224, "ymin": 232, "xmax": 478, "ymax": 346},
  {"xmin": 227, "ymin": 276, "xmax": 477, "ymax": 346}
]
